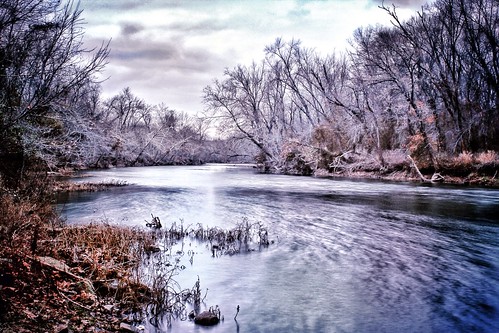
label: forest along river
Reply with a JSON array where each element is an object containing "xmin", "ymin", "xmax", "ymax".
[{"xmin": 57, "ymin": 164, "xmax": 499, "ymax": 333}]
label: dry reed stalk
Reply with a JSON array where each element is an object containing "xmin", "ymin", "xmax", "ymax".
[
  {"xmin": 54, "ymin": 179, "xmax": 128, "ymax": 193},
  {"xmin": 6, "ymin": 215, "xmax": 272, "ymax": 328},
  {"xmin": 55, "ymin": 224, "xmax": 151, "ymax": 280}
]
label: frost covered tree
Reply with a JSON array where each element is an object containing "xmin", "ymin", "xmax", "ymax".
[{"xmin": 0, "ymin": 0, "xmax": 108, "ymax": 184}]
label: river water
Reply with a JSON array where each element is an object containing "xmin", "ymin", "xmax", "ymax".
[{"xmin": 58, "ymin": 164, "xmax": 499, "ymax": 333}]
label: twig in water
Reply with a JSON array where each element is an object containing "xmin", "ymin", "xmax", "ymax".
[{"xmin": 234, "ymin": 305, "xmax": 240, "ymax": 320}]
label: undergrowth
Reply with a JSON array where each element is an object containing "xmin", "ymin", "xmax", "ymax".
[{"xmin": 0, "ymin": 175, "xmax": 272, "ymax": 333}]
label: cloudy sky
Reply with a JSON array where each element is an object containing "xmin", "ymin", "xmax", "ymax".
[{"xmin": 79, "ymin": 0, "xmax": 430, "ymax": 115}]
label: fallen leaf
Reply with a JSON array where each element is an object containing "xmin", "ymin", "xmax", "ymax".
[{"xmin": 23, "ymin": 309, "xmax": 37, "ymax": 319}]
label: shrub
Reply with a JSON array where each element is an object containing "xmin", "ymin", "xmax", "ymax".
[
  {"xmin": 475, "ymin": 150, "xmax": 498, "ymax": 164},
  {"xmin": 383, "ymin": 149, "xmax": 409, "ymax": 170},
  {"xmin": 407, "ymin": 133, "xmax": 433, "ymax": 170},
  {"xmin": 454, "ymin": 151, "xmax": 474, "ymax": 167}
]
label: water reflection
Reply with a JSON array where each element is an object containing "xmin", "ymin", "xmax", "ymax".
[{"xmin": 58, "ymin": 164, "xmax": 499, "ymax": 333}]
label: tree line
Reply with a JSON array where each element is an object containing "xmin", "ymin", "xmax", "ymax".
[
  {"xmin": 1, "ymin": 0, "xmax": 497, "ymax": 188},
  {"xmin": 204, "ymin": 0, "xmax": 498, "ymax": 175},
  {"xmin": 0, "ymin": 0, "xmax": 256, "ymax": 189}
]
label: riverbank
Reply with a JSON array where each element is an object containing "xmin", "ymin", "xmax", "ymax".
[
  {"xmin": 0, "ymin": 168, "xmax": 160, "ymax": 332},
  {"xmin": 0, "ymin": 220, "xmax": 152, "ymax": 332},
  {"xmin": 277, "ymin": 149, "xmax": 499, "ymax": 188},
  {"xmin": 48, "ymin": 147, "xmax": 499, "ymax": 189},
  {"xmin": 0, "ymin": 173, "xmax": 271, "ymax": 333},
  {"xmin": 315, "ymin": 168, "xmax": 498, "ymax": 187}
]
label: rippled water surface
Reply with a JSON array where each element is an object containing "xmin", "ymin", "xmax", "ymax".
[{"xmin": 58, "ymin": 164, "xmax": 499, "ymax": 333}]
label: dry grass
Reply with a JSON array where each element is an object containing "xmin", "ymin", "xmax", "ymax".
[
  {"xmin": 454, "ymin": 151, "xmax": 474, "ymax": 167},
  {"xmin": 53, "ymin": 179, "xmax": 128, "ymax": 192},
  {"xmin": 0, "ymin": 182, "xmax": 60, "ymax": 254},
  {"xmin": 475, "ymin": 150, "xmax": 498, "ymax": 164},
  {"xmin": 449, "ymin": 150, "xmax": 498, "ymax": 168},
  {"xmin": 53, "ymin": 224, "xmax": 150, "ymax": 281}
]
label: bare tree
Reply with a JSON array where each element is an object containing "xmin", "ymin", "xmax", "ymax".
[
  {"xmin": 104, "ymin": 87, "xmax": 151, "ymax": 131},
  {"xmin": 203, "ymin": 62, "xmax": 278, "ymax": 166},
  {"xmin": 205, "ymin": 39, "xmax": 358, "ymax": 172},
  {"xmin": 380, "ymin": 0, "xmax": 499, "ymax": 154},
  {"xmin": 204, "ymin": 1, "xmax": 498, "ymax": 174},
  {"xmin": 0, "ymin": 0, "xmax": 109, "ymax": 184}
]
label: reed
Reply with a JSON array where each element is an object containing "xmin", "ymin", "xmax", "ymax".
[
  {"xmin": 135, "ymin": 216, "xmax": 272, "ymax": 325},
  {"xmin": 169, "ymin": 217, "xmax": 272, "ymax": 256},
  {"xmin": 54, "ymin": 179, "xmax": 129, "ymax": 192},
  {"xmin": 1, "ymin": 198, "xmax": 271, "ymax": 331},
  {"xmin": 53, "ymin": 216, "xmax": 272, "ymax": 327}
]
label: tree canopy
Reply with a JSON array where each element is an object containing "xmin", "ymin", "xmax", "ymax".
[{"xmin": 204, "ymin": 0, "xmax": 499, "ymax": 174}]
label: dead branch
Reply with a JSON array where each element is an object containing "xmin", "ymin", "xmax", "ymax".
[
  {"xmin": 58, "ymin": 290, "xmax": 94, "ymax": 312},
  {"xmin": 407, "ymin": 155, "xmax": 430, "ymax": 182},
  {"xmin": 34, "ymin": 256, "xmax": 94, "ymax": 292}
]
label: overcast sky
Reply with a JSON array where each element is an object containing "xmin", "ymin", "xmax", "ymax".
[{"xmin": 79, "ymin": 0, "xmax": 430, "ymax": 115}]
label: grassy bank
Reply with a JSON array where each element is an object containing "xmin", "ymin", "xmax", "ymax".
[{"xmin": 0, "ymin": 186, "xmax": 154, "ymax": 332}]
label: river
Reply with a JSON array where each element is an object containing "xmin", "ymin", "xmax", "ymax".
[{"xmin": 58, "ymin": 164, "xmax": 499, "ymax": 333}]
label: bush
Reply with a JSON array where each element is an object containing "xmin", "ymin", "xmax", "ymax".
[
  {"xmin": 475, "ymin": 150, "xmax": 498, "ymax": 164},
  {"xmin": 407, "ymin": 133, "xmax": 433, "ymax": 170},
  {"xmin": 454, "ymin": 151, "xmax": 474, "ymax": 167}
]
